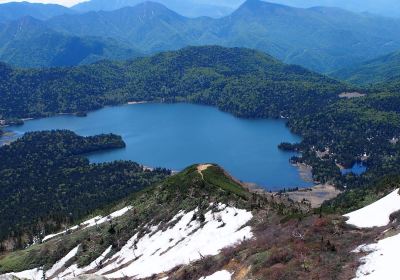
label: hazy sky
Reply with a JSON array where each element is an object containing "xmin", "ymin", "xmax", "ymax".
[
  {"xmin": 0, "ymin": 0, "xmax": 88, "ymax": 6},
  {"xmin": 0, "ymin": 0, "xmax": 243, "ymax": 8}
]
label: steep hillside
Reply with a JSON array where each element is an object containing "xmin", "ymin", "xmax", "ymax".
[
  {"xmin": 0, "ymin": 2, "xmax": 74, "ymax": 22},
  {"xmin": 42, "ymin": 0, "xmax": 400, "ymax": 72},
  {"xmin": 0, "ymin": 130, "xmax": 170, "ymax": 250},
  {"xmin": 331, "ymin": 50, "xmax": 400, "ymax": 85},
  {"xmin": 0, "ymin": 162, "xmax": 376, "ymax": 280},
  {"xmin": 340, "ymin": 186, "xmax": 400, "ymax": 280},
  {"xmin": 0, "ymin": 17, "xmax": 140, "ymax": 68}
]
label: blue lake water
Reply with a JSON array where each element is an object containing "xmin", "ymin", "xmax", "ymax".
[
  {"xmin": 341, "ymin": 162, "xmax": 367, "ymax": 176},
  {"xmin": 4, "ymin": 103, "xmax": 312, "ymax": 190}
]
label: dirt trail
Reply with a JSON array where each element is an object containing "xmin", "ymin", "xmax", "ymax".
[{"xmin": 197, "ymin": 164, "xmax": 213, "ymax": 179}]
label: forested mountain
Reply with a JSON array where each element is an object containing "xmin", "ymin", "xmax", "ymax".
[
  {"xmin": 0, "ymin": 130, "xmax": 170, "ymax": 249},
  {"xmin": 0, "ymin": 16, "xmax": 140, "ymax": 68},
  {"xmin": 48, "ymin": 2, "xmax": 199, "ymax": 53},
  {"xmin": 72, "ymin": 0, "xmax": 234, "ymax": 18},
  {"xmin": 43, "ymin": 0, "xmax": 400, "ymax": 72},
  {"xmin": 0, "ymin": 1, "xmax": 74, "ymax": 22},
  {"xmin": 331, "ymin": 50, "xmax": 400, "ymax": 85},
  {"xmin": 218, "ymin": 0, "xmax": 400, "ymax": 72},
  {"xmin": 0, "ymin": 46, "xmax": 345, "ymax": 119}
]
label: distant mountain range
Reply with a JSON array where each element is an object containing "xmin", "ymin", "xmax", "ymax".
[
  {"xmin": 1, "ymin": 0, "xmax": 400, "ymax": 71},
  {"xmin": 72, "ymin": 0, "xmax": 235, "ymax": 18},
  {"xmin": 46, "ymin": 0, "xmax": 400, "ymax": 72}
]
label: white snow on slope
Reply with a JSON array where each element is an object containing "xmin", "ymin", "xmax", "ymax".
[
  {"xmin": 344, "ymin": 189, "xmax": 400, "ymax": 228},
  {"xmin": 5, "ymin": 268, "xmax": 43, "ymax": 280},
  {"xmin": 1, "ymin": 204, "xmax": 252, "ymax": 280},
  {"xmin": 97, "ymin": 204, "xmax": 252, "ymax": 279},
  {"xmin": 58, "ymin": 246, "xmax": 112, "ymax": 278},
  {"xmin": 47, "ymin": 245, "xmax": 81, "ymax": 278},
  {"xmin": 199, "ymin": 270, "xmax": 232, "ymax": 280},
  {"xmin": 5, "ymin": 245, "xmax": 80, "ymax": 280},
  {"xmin": 352, "ymin": 232, "xmax": 400, "ymax": 280},
  {"xmin": 42, "ymin": 206, "xmax": 132, "ymax": 242}
]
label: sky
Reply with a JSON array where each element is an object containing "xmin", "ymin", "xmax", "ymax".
[{"xmin": 0, "ymin": 0, "xmax": 88, "ymax": 7}]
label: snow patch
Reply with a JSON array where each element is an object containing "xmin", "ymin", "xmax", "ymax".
[
  {"xmin": 98, "ymin": 204, "xmax": 252, "ymax": 279},
  {"xmin": 1, "ymin": 205, "xmax": 252, "ymax": 280},
  {"xmin": 353, "ymin": 232, "xmax": 400, "ymax": 280},
  {"xmin": 5, "ymin": 245, "xmax": 80, "ymax": 280},
  {"xmin": 199, "ymin": 270, "xmax": 232, "ymax": 280},
  {"xmin": 47, "ymin": 245, "xmax": 80, "ymax": 278},
  {"xmin": 42, "ymin": 206, "xmax": 132, "ymax": 242},
  {"xmin": 5, "ymin": 268, "xmax": 43, "ymax": 280},
  {"xmin": 344, "ymin": 189, "xmax": 400, "ymax": 228},
  {"xmin": 59, "ymin": 246, "xmax": 112, "ymax": 278}
]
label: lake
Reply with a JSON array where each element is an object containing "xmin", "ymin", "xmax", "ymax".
[
  {"xmin": 341, "ymin": 162, "xmax": 367, "ymax": 176},
  {"xmin": 3, "ymin": 103, "xmax": 312, "ymax": 190}
]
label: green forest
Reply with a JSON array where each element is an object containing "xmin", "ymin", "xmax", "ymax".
[{"xmin": 0, "ymin": 130, "xmax": 170, "ymax": 249}]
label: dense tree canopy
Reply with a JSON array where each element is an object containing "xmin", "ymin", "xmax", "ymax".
[{"xmin": 0, "ymin": 130, "xmax": 170, "ymax": 247}]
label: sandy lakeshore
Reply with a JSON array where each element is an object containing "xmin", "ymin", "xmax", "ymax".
[
  {"xmin": 285, "ymin": 184, "xmax": 342, "ymax": 208},
  {"xmin": 127, "ymin": 101, "xmax": 148, "ymax": 105}
]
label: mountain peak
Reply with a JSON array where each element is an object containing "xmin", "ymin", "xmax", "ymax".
[
  {"xmin": 112, "ymin": 1, "xmax": 180, "ymax": 18},
  {"xmin": 242, "ymin": 0, "xmax": 289, "ymax": 8}
]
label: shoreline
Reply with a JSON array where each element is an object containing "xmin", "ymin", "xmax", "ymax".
[
  {"xmin": 293, "ymin": 162, "xmax": 314, "ymax": 183},
  {"xmin": 244, "ymin": 162, "xmax": 341, "ymax": 208},
  {"xmin": 245, "ymin": 182, "xmax": 341, "ymax": 208}
]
